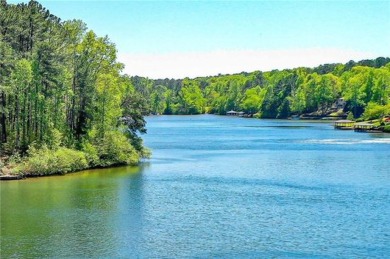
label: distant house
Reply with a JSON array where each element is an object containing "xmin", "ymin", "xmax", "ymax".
[{"xmin": 227, "ymin": 110, "xmax": 238, "ymax": 116}]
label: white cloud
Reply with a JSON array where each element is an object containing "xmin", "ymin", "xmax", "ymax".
[{"xmin": 118, "ymin": 48, "xmax": 377, "ymax": 79}]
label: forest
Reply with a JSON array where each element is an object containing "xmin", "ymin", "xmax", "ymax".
[
  {"xmin": 133, "ymin": 57, "xmax": 390, "ymax": 120},
  {"xmin": 0, "ymin": 0, "xmax": 149, "ymax": 176}
]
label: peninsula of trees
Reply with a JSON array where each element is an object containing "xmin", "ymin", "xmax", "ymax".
[{"xmin": 0, "ymin": 0, "xmax": 149, "ymax": 176}]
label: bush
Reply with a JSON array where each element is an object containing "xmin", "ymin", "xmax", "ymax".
[
  {"xmin": 51, "ymin": 148, "xmax": 88, "ymax": 174},
  {"xmin": 384, "ymin": 125, "xmax": 390, "ymax": 133},
  {"xmin": 253, "ymin": 112, "xmax": 262, "ymax": 118},
  {"xmin": 11, "ymin": 130, "xmax": 143, "ymax": 176},
  {"xmin": 363, "ymin": 103, "xmax": 390, "ymax": 120},
  {"xmin": 347, "ymin": 112, "xmax": 354, "ymax": 121},
  {"xmin": 82, "ymin": 142, "xmax": 100, "ymax": 166},
  {"xmin": 93, "ymin": 131, "xmax": 140, "ymax": 167},
  {"xmin": 17, "ymin": 146, "xmax": 88, "ymax": 176}
]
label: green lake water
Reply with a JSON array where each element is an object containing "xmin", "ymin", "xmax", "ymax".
[{"xmin": 1, "ymin": 115, "xmax": 390, "ymax": 257}]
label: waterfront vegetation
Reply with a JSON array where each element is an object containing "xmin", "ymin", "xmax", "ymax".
[
  {"xmin": 134, "ymin": 58, "xmax": 390, "ymax": 121},
  {"xmin": 1, "ymin": 0, "xmax": 389, "ymax": 177},
  {"xmin": 0, "ymin": 1, "xmax": 149, "ymax": 176}
]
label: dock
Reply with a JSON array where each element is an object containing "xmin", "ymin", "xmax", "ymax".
[
  {"xmin": 354, "ymin": 122, "xmax": 376, "ymax": 132},
  {"xmin": 334, "ymin": 120, "xmax": 382, "ymax": 132},
  {"xmin": 334, "ymin": 120, "xmax": 354, "ymax": 130}
]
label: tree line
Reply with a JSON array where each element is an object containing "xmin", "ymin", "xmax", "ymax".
[
  {"xmin": 133, "ymin": 57, "xmax": 390, "ymax": 120},
  {"xmin": 0, "ymin": 0, "xmax": 149, "ymax": 175}
]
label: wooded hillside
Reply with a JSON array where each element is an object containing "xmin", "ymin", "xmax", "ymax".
[
  {"xmin": 0, "ymin": 0, "xmax": 148, "ymax": 175},
  {"xmin": 134, "ymin": 58, "xmax": 390, "ymax": 119}
]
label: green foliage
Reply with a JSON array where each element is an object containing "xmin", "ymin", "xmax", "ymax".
[
  {"xmin": 46, "ymin": 128, "xmax": 63, "ymax": 149},
  {"xmin": 240, "ymin": 86, "xmax": 266, "ymax": 114},
  {"xmin": 1, "ymin": 1, "xmax": 147, "ymax": 175},
  {"xmin": 362, "ymin": 103, "xmax": 390, "ymax": 120},
  {"xmin": 81, "ymin": 142, "xmax": 100, "ymax": 166},
  {"xmin": 179, "ymin": 79, "xmax": 205, "ymax": 114},
  {"xmin": 91, "ymin": 131, "xmax": 140, "ymax": 167},
  {"xmin": 132, "ymin": 57, "xmax": 389, "ymax": 119},
  {"xmin": 16, "ymin": 146, "xmax": 88, "ymax": 176},
  {"xmin": 347, "ymin": 112, "xmax": 355, "ymax": 121}
]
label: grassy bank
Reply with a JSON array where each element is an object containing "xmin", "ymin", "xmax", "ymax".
[{"xmin": 0, "ymin": 139, "xmax": 150, "ymax": 179}]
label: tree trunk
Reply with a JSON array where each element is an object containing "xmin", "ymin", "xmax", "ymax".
[{"xmin": 0, "ymin": 92, "xmax": 7, "ymax": 143}]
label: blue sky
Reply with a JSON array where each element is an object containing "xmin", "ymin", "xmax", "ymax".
[{"xmin": 9, "ymin": 0, "xmax": 390, "ymax": 78}]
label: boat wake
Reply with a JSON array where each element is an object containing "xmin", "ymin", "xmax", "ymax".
[{"xmin": 302, "ymin": 138, "xmax": 390, "ymax": 145}]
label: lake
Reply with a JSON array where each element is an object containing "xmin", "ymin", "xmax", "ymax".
[{"xmin": 1, "ymin": 115, "xmax": 389, "ymax": 258}]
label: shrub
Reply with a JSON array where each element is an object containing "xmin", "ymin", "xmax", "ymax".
[
  {"xmin": 253, "ymin": 112, "xmax": 262, "ymax": 118},
  {"xmin": 93, "ymin": 131, "xmax": 140, "ymax": 167},
  {"xmin": 363, "ymin": 103, "xmax": 390, "ymax": 120},
  {"xmin": 17, "ymin": 146, "xmax": 88, "ymax": 176},
  {"xmin": 140, "ymin": 147, "xmax": 152, "ymax": 159},
  {"xmin": 11, "ymin": 130, "xmax": 143, "ymax": 176},
  {"xmin": 82, "ymin": 142, "xmax": 100, "ymax": 166},
  {"xmin": 346, "ymin": 112, "xmax": 354, "ymax": 121},
  {"xmin": 51, "ymin": 148, "xmax": 88, "ymax": 174},
  {"xmin": 384, "ymin": 125, "xmax": 390, "ymax": 133}
]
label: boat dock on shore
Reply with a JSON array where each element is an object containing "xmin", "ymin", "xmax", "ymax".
[
  {"xmin": 334, "ymin": 120, "xmax": 380, "ymax": 132},
  {"xmin": 334, "ymin": 120, "xmax": 354, "ymax": 130}
]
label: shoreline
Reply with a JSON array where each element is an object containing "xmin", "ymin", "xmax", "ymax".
[
  {"xmin": 0, "ymin": 161, "xmax": 142, "ymax": 181},
  {"xmin": 3, "ymin": 115, "xmax": 388, "ymax": 181},
  {"xmin": 149, "ymin": 113, "xmax": 390, "ymax": 132}
]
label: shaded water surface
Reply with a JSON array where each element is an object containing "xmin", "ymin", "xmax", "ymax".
[{"xmin": 1, "ymin": 115, "xmax": 389, "ymax": 258}]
